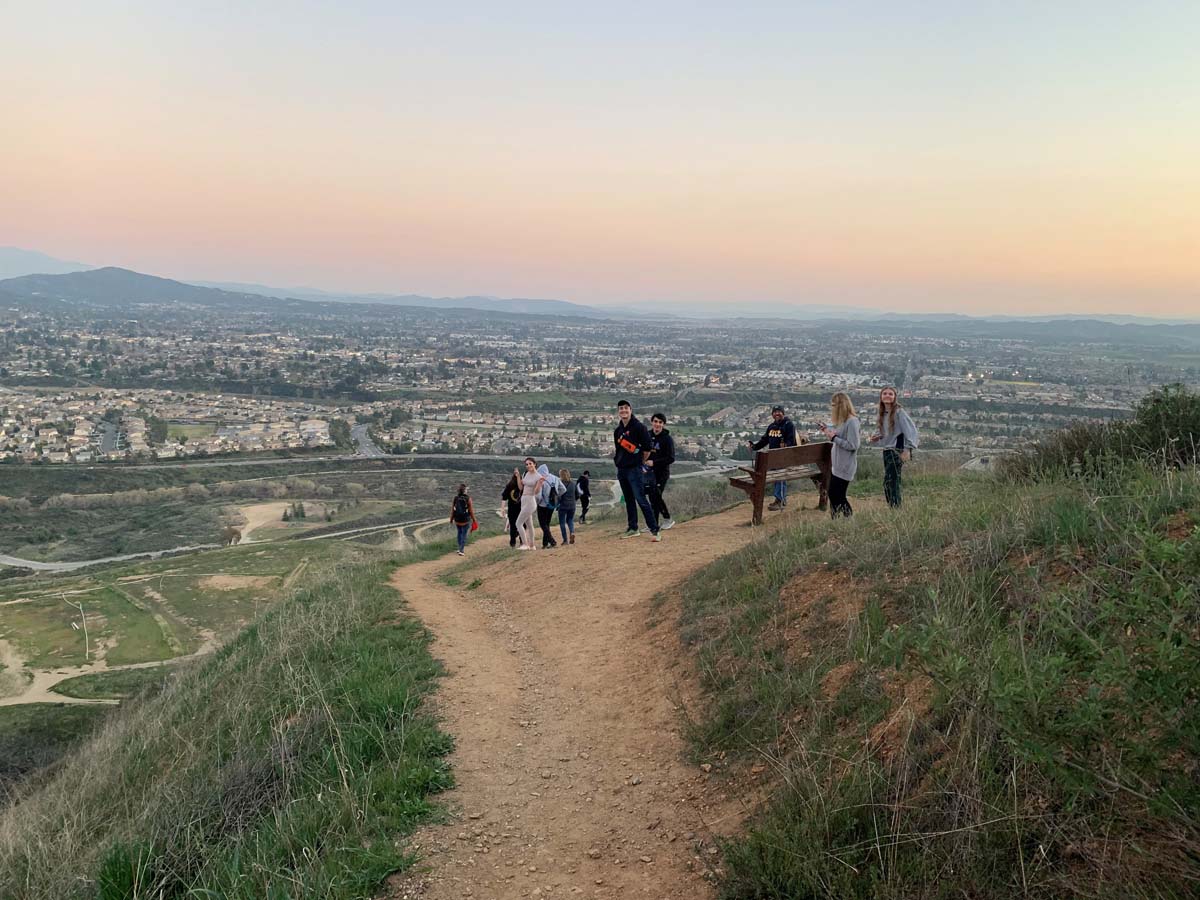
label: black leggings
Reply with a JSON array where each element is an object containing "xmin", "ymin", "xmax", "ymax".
[
  {"xmin": 537, "ymin": 505, "xmax": 557, "ymax": 546},
  {"xmin": 828, "ymin": 476, "xmax": 853, "ymax": 518},
  {"xmin": 507, "ymin": 504, "xmax": 521, "ymax": 545}
]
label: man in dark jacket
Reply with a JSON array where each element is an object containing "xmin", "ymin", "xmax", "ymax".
[
  {"xmin": 613, "ymin": 400, "xmax": 660, "ymax": 540},
  {"xmin": 645, "ymin": 413, "xmax": 676, "ymax": 529},
  {"xmin": 578, "ymin": 470, "xmax": 591, "ymax": 523},
  {"xmin": 747, "ymin": 405, "xmax": 798, "ymax": 510}
]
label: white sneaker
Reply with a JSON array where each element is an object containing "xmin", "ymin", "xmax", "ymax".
[
  {"xmin": 660, "ymin": 519, "xmax": 675, "ymax": 530},
  {"xmin": 649, "ymin": 532, "xmax": 662, "ymax": 542}
]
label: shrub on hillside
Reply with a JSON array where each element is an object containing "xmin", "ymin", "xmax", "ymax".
[
  {"xmin": 1002, "ymin": 383, "xmax": 1198, "ymax": 479},
  {"xmin": 1128, "ymin": 381, "xmax": 1200, "ymax": 467}
]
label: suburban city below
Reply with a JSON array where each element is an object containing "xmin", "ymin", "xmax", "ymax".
[{"xmin": 3, "ymin": 266, "xmax": 1195, "ymax": 469}]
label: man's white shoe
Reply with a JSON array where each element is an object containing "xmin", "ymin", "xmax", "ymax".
[{"xmin": 660, "ymin": 519, "xmax": 675, "ymax": 530}]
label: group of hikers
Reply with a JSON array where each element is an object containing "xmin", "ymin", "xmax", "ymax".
[{"xmin": 449, "ymin": 387, "xmax": 918, "ymax": 554}]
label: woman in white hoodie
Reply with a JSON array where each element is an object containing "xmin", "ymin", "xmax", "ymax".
[{"xmin": 535, "ymin": 463, "xmax": 565, "ymax": 548}]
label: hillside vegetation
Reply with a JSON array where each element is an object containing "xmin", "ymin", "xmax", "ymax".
[
  {"xmin": 673, "ymin": 387, "xmax": 1199, "ymax": 898},
  {"xmin": 0, "ymin": 542, "xmax": 455, "ymax": 900}
]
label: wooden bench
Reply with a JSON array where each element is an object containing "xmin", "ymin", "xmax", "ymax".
[{"xmin": 728, "ymin": 442, "xmax": 831, "ymax": 525}]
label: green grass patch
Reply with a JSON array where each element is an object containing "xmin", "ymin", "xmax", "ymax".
[
  {"xmin": 0, "ymin": 704, "xmax": 111, "ymax": 805},
  {"xmin": 676, "ymin": 462, "xmax": 1200, "ymax": 898},
  {"xmin": 0, "ymin": 540, "xmax": 458, "ymax": 899},
  {"xmin": 52, "ymin": 666, "xmax": 179, "ymax": 701}
]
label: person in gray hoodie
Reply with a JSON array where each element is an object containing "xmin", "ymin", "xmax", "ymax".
[
  {"xmin": 818, "ymin": 392, "xmax": 860, "ymax": 519},
  {"xmin": 556, "ymin": 468, "xmax": 579, "ymax": 545},
  {"xmin": 868, "ymin": 386, "xmax": 919, "ymax": 508},
  {"xmin": 535, "ymin": 463, "xmax": 565, "ymax": 548}
]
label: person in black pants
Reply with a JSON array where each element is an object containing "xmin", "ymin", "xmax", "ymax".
[
  {"xmin": 613, "ymin": 400, "xmax": 660, "ymax": 541},
  {"xmin": 578, "ymin": 470, "xmax": 591, "ymax": 523},
  {"xmin": 501, "ymin": 468, "xmax": 522, "ymax": 547},
  {"xmin": 646, "ymin": 413, "xmax": 676, "ymax": 529}
]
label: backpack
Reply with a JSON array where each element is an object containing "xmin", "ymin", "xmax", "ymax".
[
  {"xmin": 453, "ymin": 494, "xmax": 470, "ymax": 521},
  {"xmin": 547, "ymin": 486, "xmax": 558, "ymax": 510}
]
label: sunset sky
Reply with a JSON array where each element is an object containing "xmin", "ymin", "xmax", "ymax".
[{"xmin": 3, "ymin": 2, "xmax": 1199, "ymax": 316}]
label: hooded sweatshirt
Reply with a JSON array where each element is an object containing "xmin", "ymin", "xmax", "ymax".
[
  {"xmin": 878, "ymin": 408, "xmax": 919, "ymax": 452},
  {"xmin": 646, "ymin": 427, "xmax": 676, "ymax": 479},
  {"xmin": 613, "ymin": 414, "xmax": 652, "ymax": 469},
  {"xmin": 751, "ymin": 416, "xmax": 797, "ymax": 451},
  {"xmin": 536, "ymin": 464, "xmax": 565, "ymax": 508}
]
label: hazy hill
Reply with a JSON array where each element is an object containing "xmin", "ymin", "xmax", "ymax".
[
  {"xmin": 0, "ymin": 267, "xmax": 616, "ymax": 320},
  {"xmin": 0, "ymin": 247, "xmax": 93, "ymax": 281},
  {"xmin": 0, "ymin": 267, "xmax": 286, "ymax": 312}
]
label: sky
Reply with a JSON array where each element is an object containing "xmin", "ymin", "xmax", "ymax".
[{"xmin": 3, "ymin": 2, "xmax": 1199, "ymax": 316}]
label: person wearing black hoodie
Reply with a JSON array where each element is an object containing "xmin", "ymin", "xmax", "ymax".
[
  {"xmin": 645, "ymin": 413, "xmax": 676, "ymax": 529},
  {"xmin": 747, "ymin": 405, "xmax": 799, "ymax": 510},
  {"xmin": 501, "ymin": 467, "xmax": 522, "ymax": 547},
  {"xmin": 613, "ymin": 400, "xmax": 660, "ymax": 540},
  {"xmin": 577, "ymin": 470, "xmax": 591, "ymax": 523}
]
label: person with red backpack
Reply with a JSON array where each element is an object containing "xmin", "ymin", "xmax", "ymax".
[{"xmin": 449, "ymin": 483, "xmax": 477, "ymax": 556}]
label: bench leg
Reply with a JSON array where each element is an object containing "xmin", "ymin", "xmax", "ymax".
[
  {"xmin": 814, "ymin": 473, "xmax": 829, "ymax": 511},
  {"xmin": 751, "ymin": 481, "xmax": 766, "ymax": 526}
]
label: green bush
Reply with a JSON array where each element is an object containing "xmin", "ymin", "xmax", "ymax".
[{"xmin": 1002, "ymin": 383, "xmax": 1198, "ymax": 480}]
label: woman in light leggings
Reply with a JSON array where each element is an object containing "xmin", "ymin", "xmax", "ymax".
[{"xmin": 515, "ymin": 457, "xmax": 545, "ymax": 551}]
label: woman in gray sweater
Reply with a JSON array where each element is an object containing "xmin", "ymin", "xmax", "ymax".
[
  {"xmin": 819, "ymin": 392, "xmax": 860, "ymax": 519},
  {"xmin": 868, "ymin": 386, "xmax": 919, "ymax": 508},
  {"xmin": 556, "ymin": 468, "xmax": 579, "ymax": 546}
]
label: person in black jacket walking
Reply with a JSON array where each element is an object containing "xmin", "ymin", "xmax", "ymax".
[
  {"xmin": 645, "ymin": 413, "xmax": 676, "ymax": 529},
  {"xmin": 747, "ymin": 405, "xmax": 798, "ymax": 510},
  {"xmin": 577, "ymin": 470, "xmax": 591, "ymax": 523},
  {"xmin": 613, "ymin": 400, "xmax": 660, "ymax": 541}
]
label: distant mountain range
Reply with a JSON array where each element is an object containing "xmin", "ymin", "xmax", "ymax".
[
  {"xmin": 191, "ymin": 279, "xmax": 619, "ymax": 318},
  {"xmin": 1, "ymin": 249, "xmax": 1197, "ymax": 337}
]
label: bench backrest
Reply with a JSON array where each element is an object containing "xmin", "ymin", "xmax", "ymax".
[{"xmin": 754, "ymin": 441, "xmax": 831, "ymax": 476}]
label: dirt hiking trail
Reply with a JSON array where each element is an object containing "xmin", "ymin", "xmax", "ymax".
[{"xmin": 386, "ymin": 500, "xmax": 828, "ymax": 899}]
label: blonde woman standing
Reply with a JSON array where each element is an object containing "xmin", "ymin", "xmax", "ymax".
[
  {"xmin": 818, "ymin": 392, "xmax": 860, "ymax": 519},
  {"xmin": 515, "ymin": 457, "xmax": 544, "ymax": 551}
]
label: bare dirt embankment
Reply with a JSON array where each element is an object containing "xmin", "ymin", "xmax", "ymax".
[{"xmin": 386, "ymin": 501, "xmax": 830, "ymax": 899}]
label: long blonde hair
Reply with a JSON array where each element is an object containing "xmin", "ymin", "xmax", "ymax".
[
  {"xmin": 877, "ymin": 386, "xmax": 902, "ymax": 435},
  {"xmin": 558, "ymin": 468, "xmax": 572, "ymax": 485},
  {"xmin": 830, "ymin": 392, "xmax": 856, "ymax": 426}
]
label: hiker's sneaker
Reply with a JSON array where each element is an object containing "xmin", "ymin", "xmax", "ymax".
[
  {"xmin": 649, "ymin": 532, "xmax": 662, "ymax": 542},
  {"xmin": 569, "ymin": 533, "xmax": 575, "ymax": 544},
  {"xmin": 457, "ymin": 550, "xmax": 465, "ymax": 556},
  {"xmin": 660, "ymin": 518, "xmax": 675, "ymax": 530},
  {"xmin": 620, "ymin": 529, "xmax": 641, "ymax": 538},
  {"xmin": 767, "ymin": 501, "xmax": 783, "ymax": 511}
]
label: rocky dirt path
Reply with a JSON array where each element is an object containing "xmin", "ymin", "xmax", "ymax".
[{"xmin": 385, "ymin": 502, "xmax": 812, "ymax": 900}]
